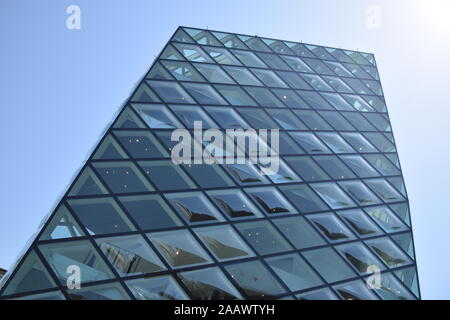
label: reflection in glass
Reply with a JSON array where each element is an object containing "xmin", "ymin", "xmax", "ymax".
[
  {"xmin": 262, "ymin": 38, "xmax": 294, "ymax": 55},
  {"xmin": 126, "ymin": 276, "xmax": 188, "ymax": 300},
  {"xmin": 131, "ymin": 82, "xmax": 161, "ymax": 103},
  {"xmin": 146, "ymin": 80, "xmax": 195, "ymax": 104},
  {"xmin": 119, "ymin": 194, "xmax": 182, "ymax": 230},
  {"xmin": 261, "ymin": 159, "xmax": 301, "ymax": 184},
  {"xmin": 92, "ymin": 161, "xmax": 154, "ymax": 193},
  {"xmin": 93, "ymin": 135, "xmax": 128, "ymax": 160},
  {"xmin": 245, "ymin": 187, "xmax": 297, "ymax": 215},
  {"xmin": 266, "ymin": 254, "xmax": 323, "ymax": 291},
  {"xmin": 366, "ymin": 238, "xmax": 412, "ymax": 268},
  {"xmin": 235, "ymin": 220, "xmax": 292, "ymax": 255},
  {"xmin": 333, "ymin": 280, "xmax": 379, "ymax": 300},
  {"xmin": 340, "ymin": 155, "xmax": 380, "ymax": 178},
  {"xmin": 205, "ymin": 106, "xmax": 250, "ymax": 129},
  {"xmin": 182, "ymin": 82, "xmax": 228, "ymax": 105},
  {"xmin": 293, "ymin": 110, "xmax": 331, "ymax": 130},
  {"xmin": 2, "ymin": 252, "xmax": 56, "ymax": 296},
  {"xmin": 139, "ymin": 160, "xmax": 196, "ymax": 191},
  {"xmin": 115, "ymin": 130, "xmax": 169, "ymax": 159},
  {"xmin": 96, "ymin": 235, "xmax": 165, "ymax": 276},
  {"xmin": 69, "ymin": 197, "xmax": 135, "ymax": 235},
  {"xmin": 14, "ymin": 291, "xmax": 66, "ymax": 300},
  {"xmin": 244, "ymin": 86, "xmax": 285, "ymax": 108},
  {"xmin": 297, "ymin": 288, "xmax": 338, "ymax": 300},
  {"xmin": 182, "ymin": 163, "xmax": 235, "ymax": 188},
  {"xmin": 113, "ymin": 107, "xmax": 146, "ymax": 129},
  {"xmin": 223, "ymin": 162, "xmax": 268, "ymax": 185},
  {"xmin": 180, "ymin": 267, "xmax": 242, "ymax": 300},
  {"xmin": 132, "ymin": 103, "xmax": 184, "ymax": 129},
  {"xmin": 308, "ymin": 213, "xmax": 356, "ymax": 242},
  {"xmin": 238, "ymin": 35, "xmax": 272, "ymax": 52},
  {"xmin": 195, "ymin": 225, "xmax": 254, "ymax": 261},
  {"xmin": 225, "ymin": 260, "xmax": 285, "ymax": 298},
  {"xmin": 272, "ymin": 88, "xmax": 309, "ymax": 108},
  {"xmin": 314, "ymin": 155, "xmax": 356, "ymax": 180},
  {"xmin": 311, "ymin": 182, "xmax": 356, "ymax": 209},
  {"xmin": 336, "ymin": 242, "xmax": 384, "ymax": 274},
  {"xmin": 193, "ymin": 63, "xmax": 234, "ymax": 84},
  {"xmin": 341, "ymin": 132, "xmax": 378, "ymax": 152},
  {"xmin": 365, "ymin": 179, "xmax": 404, "ymax": 203},
  {"xmin": 339, "ymin": 180, "xmax": 382, "ymax": 206},
  {"xmin": 67, "ymin": 283, "xmax": 130, "ymax": 300},
  {"xmin": 173, "ymin": 43, "xmax": 213, "ymax": 63},
  {"xmin": 316, "ymin": 132, "xmax": 355, "ymax": 153},
  {"xmin": 366, "ymin": 273, "xmax": 415, "ymax": 300},
  {"xmin": 364, "ymin": 132, "xmax": 396, "ymax": 152},
  {"xmin": 273, "ymin": 216, "xmax": 325, "ymax": 249},
  {"xmin": 165, "ymin": 192, "xmax": 224, "ymax": 223},
  {"xmin": 280, "ymin": 184, "xmax": 328, "ymax": 213},
  {"xmin": 251, "ymin": 68, "xmax": 288, "ymax": 88},
  {"xmin": 280, "ymin": 55, "xmax": 312, "ymax": 72},
  {"xmin": 342, "ymin": 112, "xmax": 377, "ymax": 131},
  {"xmin": 214, "ymin": 84, "xmax": 257, "ymax": 106},
  {"xmin": 364, "ymin": 154, "xmax": 400, "ymax": 176},
  {"xmin": 303, "ymin": 247, "xmax": 356, "ymax": 283},
  {"xmin": 290, "ymin": 132, "xmax": 330, "ymax": 154},
  {"xmin": 161, "ymin": 60, "xmax": 205, "ymax": 82},
  {"xmin": 170, "ymin": 104, "xmax": 218, "ymax": 129},
  {"xmin": 184, "ymin": 28, "xmax": 222, "ymax": 46},
  {"xmin": 207, "ymin": 189, "xmax": 262, "ymax": 219},
  {"xmin": 265, "ymin": 108, "xmax": 308, "ymax": 130},
  {"xmin": 39, "ymin": 240, "xmax": 114, "ymax": 284},
  {"xmin": 160, "ymin": 44, "xmax": 185, "ymax": 61},
  {"xmin": 276, "ymin": 71, "xmax": 311, "ymax": 90},
  {"xmin": 256, "ymin": 52, "xmax": 291, "ymax": 70},
  {"xmin": 148, "ymin": 230, "xmax": 212, "ymax": 268},
  {"xmin": 302, "ymin": 58, "xmax": 334, "ymax": 75},
  {"xmin": 285, "ymin": 156, "xmax": 329, "ymax": 181},
  {"xmin": 319, "ymin": 110, "xmax": 355, "ymax": 130},
  {"xmin": 336, "ymin": 209, "xmax": 382, "ymax": 238},
  {"xmin": 212, "ymin": 32, "xmax": 248, "ymax": 49},
  {"xmin": 364, "ymin": 206, "xmax": 407, "ymax": 233},
  {"xmin": 223, "ymin": 66, "xmax": 262, "ymax": 85},
  {"xmin": 40, "ymin": 205, "xmax": 84, "ymax": 240}
]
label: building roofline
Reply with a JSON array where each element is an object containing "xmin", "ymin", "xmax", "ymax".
[{"xmin": 177, "ymin": 25, "xmax": 376, "ymax": 56}]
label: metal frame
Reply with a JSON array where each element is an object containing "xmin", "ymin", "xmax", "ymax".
[{"xmin": 0, "ymin": 26, "xmax": 421, "ymax": 300}]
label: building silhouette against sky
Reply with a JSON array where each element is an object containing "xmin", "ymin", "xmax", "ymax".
[{"xmin": 0, "ymin": 27, "xmax": 420, "ymax": 300}]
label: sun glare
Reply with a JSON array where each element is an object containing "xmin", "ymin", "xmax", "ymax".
[{"xmin": 419, "ymin": 0, "xmax": 450, "ymax": 32}]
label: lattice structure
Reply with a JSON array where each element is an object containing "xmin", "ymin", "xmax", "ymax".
[{"xmin": 0, "ymin": 27, "xmax": 420, "ymax": 300}]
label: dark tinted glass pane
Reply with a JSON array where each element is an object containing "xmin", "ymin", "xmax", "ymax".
[
  {"xmin": 115, "ymin": 131, "xmax": 168, "ymax": 158},
  {"xmin": 314, "ymin": 155, "xmax": 356, "ymax": 180},
  {"xmin": 235, "ymin": 220, "xmax": 292, "ymax": 255},
  {"xmin": 69, "ymin": 198, "xmax": 135, "ymax": 235},
  {"xmin": 273, "ymin": 216, "xmax": 326, "ymax": 249},
  {"xmin": 280, "ymin": 184, "xmax": 328, "ymax": 213},
  {"xmin": 119, "ymin": 194, "xmax": 182, "ymax": 230},
  {"xmin": 139, "ymin": 160, "xmax": 196, "ymax": 191},
  {"xmin": 182, "ymin": 163, "xmax": 235, "ymax": 188},
  {"xmin": 96, "ymin": 235, "xmax": 165, "ymax": 276},
  {"xmin": 92, "ymin": 162, "xmax": 154, "ymax": 193},
  {"xmin": 126, "ymin": 276, "xmax": 188, "ymax": 300},
  {"xmin": 179, "ymin": 267, "xmax": 242, "ymax": 300},
  {"xmin": 285, "ymin": 156, "xmax": 330, "ymax": 181},
  {"xmin": 225, "ymin": 260, "xmax": 286, "ymax": 298},
  {"xmin": 2, "ymin": 252, "xmax": 56, "ymax": 296}
]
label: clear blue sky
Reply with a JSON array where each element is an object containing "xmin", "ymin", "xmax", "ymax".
[{"xmin": 1, "ymin": 0, "xmax": 449, "ymax": 299}]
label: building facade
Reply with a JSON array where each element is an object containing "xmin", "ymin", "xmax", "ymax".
[{"xmin": 0, "ymin": 27, "xmax": 420, "ymax": 300}]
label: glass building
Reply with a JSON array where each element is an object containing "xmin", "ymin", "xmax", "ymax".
[{"xmin": 0, "ymin": 27, "xmax": 420, "ymax": 300}]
